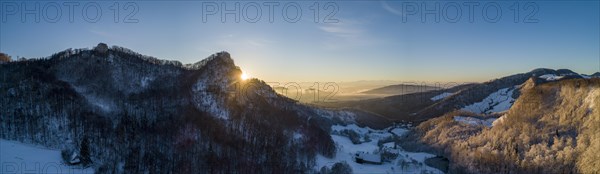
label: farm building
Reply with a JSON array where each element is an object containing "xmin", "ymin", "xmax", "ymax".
[{"xmin": 354, "ymin": 152, "xmax": 382, "ymax": 165}]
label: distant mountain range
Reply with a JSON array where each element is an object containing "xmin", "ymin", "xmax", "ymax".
[
  {"xmin": 322, "ymin": 68, "xmax": 600, "ymax": 127},
  {"xmin": 360, "ymin": 84, "xmax": 441, "ymax": 96}
]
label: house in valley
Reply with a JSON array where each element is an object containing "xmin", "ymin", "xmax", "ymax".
[{"xmin": 354, "ymin": 152, "xmax": 382, "ymax": 165}]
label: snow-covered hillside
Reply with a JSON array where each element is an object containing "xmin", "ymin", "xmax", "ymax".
[
  {"xmin": 430, "ymin": 92, "xmax": 453, "ymax": 101},
  {"xmin": 0, "ymin": 139, "xmax": 94, "ymax": 174},
  {"xmin": 315, "ymin": 124, "xmax": 443, "ymax": 174},
  {"xmin": 538, "ymin": 74, "xmax": 565, "ymax": 81},
  {"xmin": 0, "ymin": 45, "xmax": 343, "ymax": 173},
  {"xmin": 462, "ymin": 87, "xmax": 516, "ymax": 114}
]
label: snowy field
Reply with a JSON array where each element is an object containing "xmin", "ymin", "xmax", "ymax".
[
  {"xmin": 0, "ymin": 139, "xmax": 94, "ymax": 174},
  {"xmin": 316, "ymin": 124, "xmax": 443, "ymax": 174},
  {"xmin": 391, "ymin": 128, "xmax": 409, "ymax": 136},
  {"xmin": 462, "ymin": 87, "xmax": 515, "ymax": 114}
]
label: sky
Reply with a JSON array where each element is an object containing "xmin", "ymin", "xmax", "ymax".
[{"xmin": 1, "ymin": 1, "xmax": 599, "ymax": 82}]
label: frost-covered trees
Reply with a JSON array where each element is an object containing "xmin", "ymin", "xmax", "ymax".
[
  {"xmin": 577, "ymin": 97, "xmax": 600, "ymax": 174},
  {"xmin": 319, "ymin": 162, "xmax": 353, "ymax": 174},
  {"xmin": 412, "ymin": 78, "xmax": 600, "ymax": 173},
  {"xmin": 0, "ymin": 46, "xmax": 339, "ymax": 173},
  {"xmin": 80, "ymin": 137, "xmax": 91, "ymax": 166},
  {"xmin": 330, "ymin": 162, "xmax": 353, "ymax": 174}
]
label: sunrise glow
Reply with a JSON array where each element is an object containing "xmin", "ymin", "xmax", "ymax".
[{"xmin": 241, "ymin": 72, "xmax": 249, "ymax": 80}]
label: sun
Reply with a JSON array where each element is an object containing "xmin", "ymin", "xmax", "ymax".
[{"xmin": 241, "ymin": 72, "xmax": 250, "ymax": 80}]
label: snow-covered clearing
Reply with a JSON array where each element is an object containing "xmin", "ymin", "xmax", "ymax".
[
  {"xmin": 538, "ymin": 74, "xmax": 564, "ymax": 81},
  {"xmin": 0, "ymin": 139, "xmax": 94, "ymax": 174},
  {"xmin": 391, "ymin": 128, "xmax": 409, "ymax": 136},
  {"xmin": 430, "ymin": 92, "xmax": 453, "ymax": 101},
  {"xmin": 316, "ymin": 124, "xmax": 443, "ymax": 174},
  {"xmin": 462, "ymin": 87, "xmax": 515, "ymax": 114}
]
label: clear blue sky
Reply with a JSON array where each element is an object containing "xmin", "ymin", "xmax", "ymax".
[{"xmin": 1, "ymin": 1, "xmax": 599, "ymax": 82}]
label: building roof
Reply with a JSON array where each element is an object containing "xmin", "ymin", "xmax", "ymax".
[{"xmin": 355, "ymin": 152, "xmax": 381, "ymax": 163}]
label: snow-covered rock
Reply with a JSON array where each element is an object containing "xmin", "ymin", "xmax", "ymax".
[
  {"xmin": 94, "ymin": 43, "xmax": 109, "ymax": 55},
  {"xmin": 584, "ymin": 87, "xmax": 600, "ymax": 110},
  {"xmin": 454, "ymin": 116, "xmax": 497, "ymax": 127},
  {"xmin": 190, "ymin": 52, "xmax": 240, "ymax": 120},
  {"xmin": 492, "ymin": 114, "xmax": 507, "ymax": 127},
  {"xmin": 69, "ymin": 152, "xmax": 81, "ymax": 164}
]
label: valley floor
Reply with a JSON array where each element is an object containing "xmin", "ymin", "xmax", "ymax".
[{"xmin": 315, "ymin": 124, "xmax": 443, "ymax": 174}]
